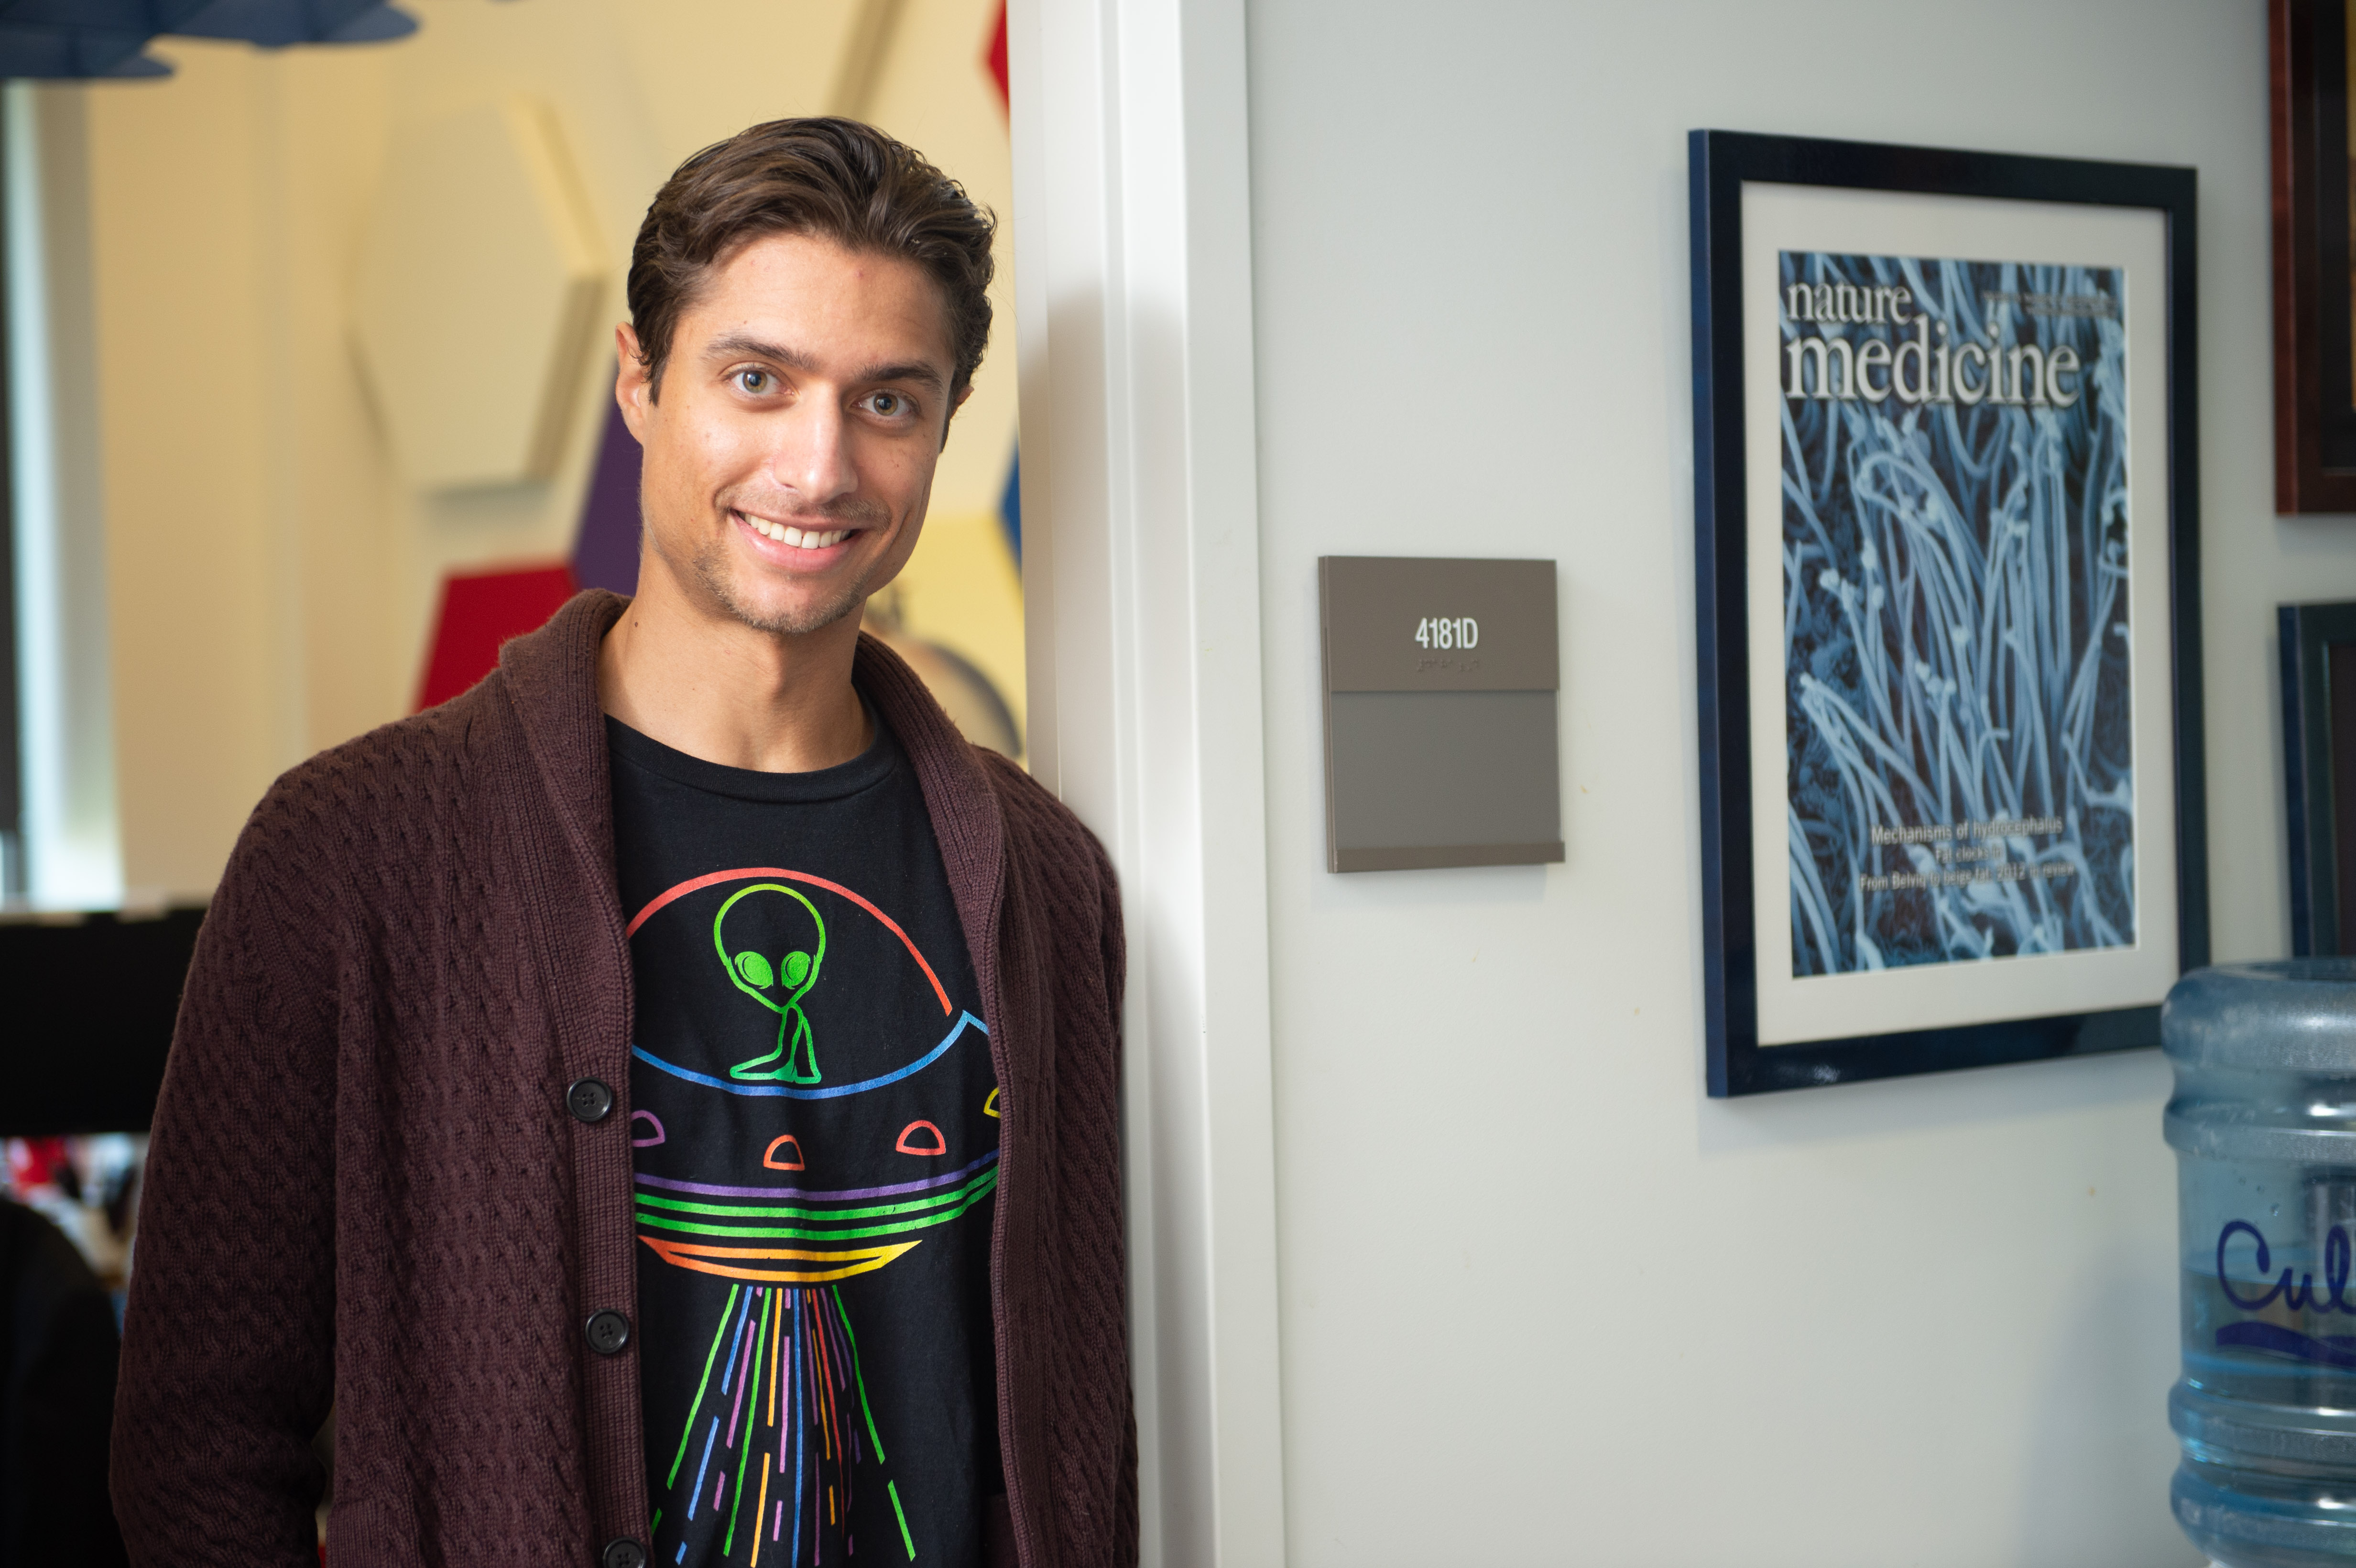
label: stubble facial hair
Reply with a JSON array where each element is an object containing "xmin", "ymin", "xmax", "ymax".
[{"xmin": 686, "ymin": 495, "xmax": 893, "ymax": 637}]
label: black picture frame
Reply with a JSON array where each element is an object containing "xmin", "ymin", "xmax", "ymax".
[
  {"xmin": 1689, "ymin": 129, "xmax": 2207, "ymax": 1097},
  {"xmin": 2280, "ymin": 601, "xmax": 2356, "ymax": 954}
]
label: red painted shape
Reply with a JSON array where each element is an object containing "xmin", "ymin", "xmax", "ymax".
[
  {"xmin": 984, "ymin": 0, "xmax": 1009, "ymax": 116},
  {"xmin": 764, "ymin": 1134, "xmax": 807, "ymax": 1172},
  {"xmin": 895, "ymin": 1120, "xmax": 947, "ymax": 1156},
  {"xmin": 414, "ymin": 563, "xmax": 577, "ymax": 711}
]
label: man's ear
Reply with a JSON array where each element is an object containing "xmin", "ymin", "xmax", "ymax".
[
  {"xmin": 938, "ymin": 381, "xmax": 976, "ymax": 451},
  {"xmin": 615, "ymin": 323, "xmax": 655, "ymax": 440}
]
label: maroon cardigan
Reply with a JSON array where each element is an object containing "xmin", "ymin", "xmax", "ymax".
[{"xmin": 110, "ymin": 592, "xmax": 1136, "ymax": 1568}]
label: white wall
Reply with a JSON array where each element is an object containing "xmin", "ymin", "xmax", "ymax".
[{"xmin": 1246, "ymin": 3, "xmax": 2285, "ymax": 1564}]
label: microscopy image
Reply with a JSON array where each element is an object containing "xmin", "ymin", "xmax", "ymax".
[{"xmin": 1779, "ymin": 250, "xmax": 2135, "ymax": 977}]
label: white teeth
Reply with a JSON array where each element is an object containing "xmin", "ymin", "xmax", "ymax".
[{"xmin": 743, "ymin": 514, "xmax": 848, "ymax": 549}]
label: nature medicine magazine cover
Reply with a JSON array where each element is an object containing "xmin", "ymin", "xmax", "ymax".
[{"xmin": 1778, "ymin": 250, "xmax": 2134, "ymax": 979}]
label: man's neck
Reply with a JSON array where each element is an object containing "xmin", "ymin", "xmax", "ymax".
[{"xmin": 596, "ymin": 579, "xmax": 872, "ymax": 774}]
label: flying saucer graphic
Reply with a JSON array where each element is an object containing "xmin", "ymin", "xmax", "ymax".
[
  {"xmin": 627, "ymin": 866, "xmax": 993, "ymax": 1287},
  {"xmin": 630, "ymin": 866, "xmax": 998, "ymax": 1568}
]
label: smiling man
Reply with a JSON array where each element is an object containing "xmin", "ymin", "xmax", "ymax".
[{"xmin": 110, "ymin": 120, "xmax": 1135, "ymax": 1568}]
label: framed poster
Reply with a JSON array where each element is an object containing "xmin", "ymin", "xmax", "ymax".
[
  {"xmin": 1689, "ymin": 130, "xmax": 2206, "ymax": 1096},
  {"xmin": 2270, "ymin": 0, "xmax": 2356, "ymax": 512},
  {"xmin": 2280, "ymin": 600, "xmax": 2356, "ymax": 954}
]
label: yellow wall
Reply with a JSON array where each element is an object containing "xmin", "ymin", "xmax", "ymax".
[{"xmin": 77, "ymin": 0, "xmax": 1022, "ymax": 899}]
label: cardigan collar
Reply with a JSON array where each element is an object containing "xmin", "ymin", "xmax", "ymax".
[{"xmin": 497, "ymin": 590, "xmax": 1008, "ymax": 975}]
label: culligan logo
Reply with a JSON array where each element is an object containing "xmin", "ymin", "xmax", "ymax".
[{"xmin": 2216, "ymin": 1219, "xmax": 2356, "ymax": 1369}]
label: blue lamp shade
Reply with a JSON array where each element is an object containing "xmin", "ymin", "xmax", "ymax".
[{"xmin": 0, "ymin": 0, "xmax": 419, "ymax": 78}]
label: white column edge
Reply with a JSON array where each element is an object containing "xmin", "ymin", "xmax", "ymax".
[{"xmin": 1008, "ymin": 0, "xmax": 1288, "ymax": 1562}]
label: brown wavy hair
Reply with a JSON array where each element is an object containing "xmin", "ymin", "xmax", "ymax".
[{"xmin": 627, "ymin": 117, "xmax": 996, "ymax": 402}]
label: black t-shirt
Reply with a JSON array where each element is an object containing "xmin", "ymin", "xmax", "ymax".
[{"xmin": 610, "ymin": 713, "xmax": 1001, "ymax": 1568}]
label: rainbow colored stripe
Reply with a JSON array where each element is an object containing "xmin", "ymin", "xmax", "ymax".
[{"xmin": 635, "ymin": 1150, "xmax": 1000, "ymax": 1285}]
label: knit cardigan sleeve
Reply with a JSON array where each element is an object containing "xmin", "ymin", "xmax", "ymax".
[
  {"xmin": 1089, "ymin": 827, "xmax": 1140, "ymax": 1565},
  {"xmin": 111, "ymin": 775, "xmax": 342, "ymax": 1566}
]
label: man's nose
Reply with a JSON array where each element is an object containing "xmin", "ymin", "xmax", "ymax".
[{"xmin": 771, "ymin": 393, "xmax": 857, "ymax": 508}]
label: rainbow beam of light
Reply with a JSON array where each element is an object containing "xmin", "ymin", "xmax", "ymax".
[{"xmin": 654, "ymin": 1281, "xmax": 914, "ymax": 1566}]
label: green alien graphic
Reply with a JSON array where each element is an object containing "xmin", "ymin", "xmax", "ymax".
[{"xmin": 713, "ymin": 882, "xmax": 829, "ymax": 1083}]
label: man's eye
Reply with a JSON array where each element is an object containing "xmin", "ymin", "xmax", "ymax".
[
  {"xmin": 867, "ymin": 390, "xmax": 911, "ymax": 418},
  {"xmin": 735, "ymin": 369, "xmax": 774, "ymax": 394}
]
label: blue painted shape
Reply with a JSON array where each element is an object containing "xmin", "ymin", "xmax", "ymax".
[{"xmin": 997, "ymin": 446, "xmax": 1021, "ymax": 566}]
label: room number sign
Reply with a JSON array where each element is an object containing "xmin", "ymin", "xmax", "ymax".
[{"xmin": 1319, "ymin": 556, "xmax": 1560, "ymax": 872}]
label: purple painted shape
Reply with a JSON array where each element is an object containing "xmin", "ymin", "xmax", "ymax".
[
  {"xmin": 634, "ymin": 1148, "xmax": 998, "ymax": 1203},
  {"xmin": 571, "ymin": 393, "xmax": 643, "ymax": 595}
]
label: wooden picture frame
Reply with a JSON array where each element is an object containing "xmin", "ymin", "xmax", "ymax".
[
  {"xmin": 1689, "ymin": 130, "xmax": 2207, "ymax": 1096},
  {"xmin": 2272, "ymin": 0, "xmax": 2356, "ymax": 512}
]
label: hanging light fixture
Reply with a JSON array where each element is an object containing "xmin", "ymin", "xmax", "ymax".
[{"xmin": 0, "ymin": 0, "xmax": 424, "ymax": 80}]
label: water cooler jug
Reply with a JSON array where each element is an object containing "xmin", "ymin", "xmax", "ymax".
[{"xmin": 2169, "ymin": 959, "xmax": 2356, "ymax": 1566}]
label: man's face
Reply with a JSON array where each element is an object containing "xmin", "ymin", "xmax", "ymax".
[{"xmin": 618, "ymin": 231, "xmax": 963, "ymax": 637}]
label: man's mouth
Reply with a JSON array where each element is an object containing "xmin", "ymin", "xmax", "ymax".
[{"xmin": 735, "ymin": 510, "xmax": 852, "ymax": 551}]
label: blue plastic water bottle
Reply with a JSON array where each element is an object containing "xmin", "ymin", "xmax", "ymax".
[{"xmin": 2169, "ymin": 960, "xmax": 2356, "ymax": 1566}]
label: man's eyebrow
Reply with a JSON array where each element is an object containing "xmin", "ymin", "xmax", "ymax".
[
  {"xmin": 859, "ymin": 360, "xmax": 949, "ymax": 392},
  {"xmin": 702, "ymin": 333, "xmax": 948, "ymax": 392},
  {"xmin": 703, "ymin": 332, "xmax": 815, "ymax": 371}
]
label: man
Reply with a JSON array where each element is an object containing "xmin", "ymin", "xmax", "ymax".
[{"xmin": 110, "ymin": 119, "xmax": 1134, "ymax": 1568}]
